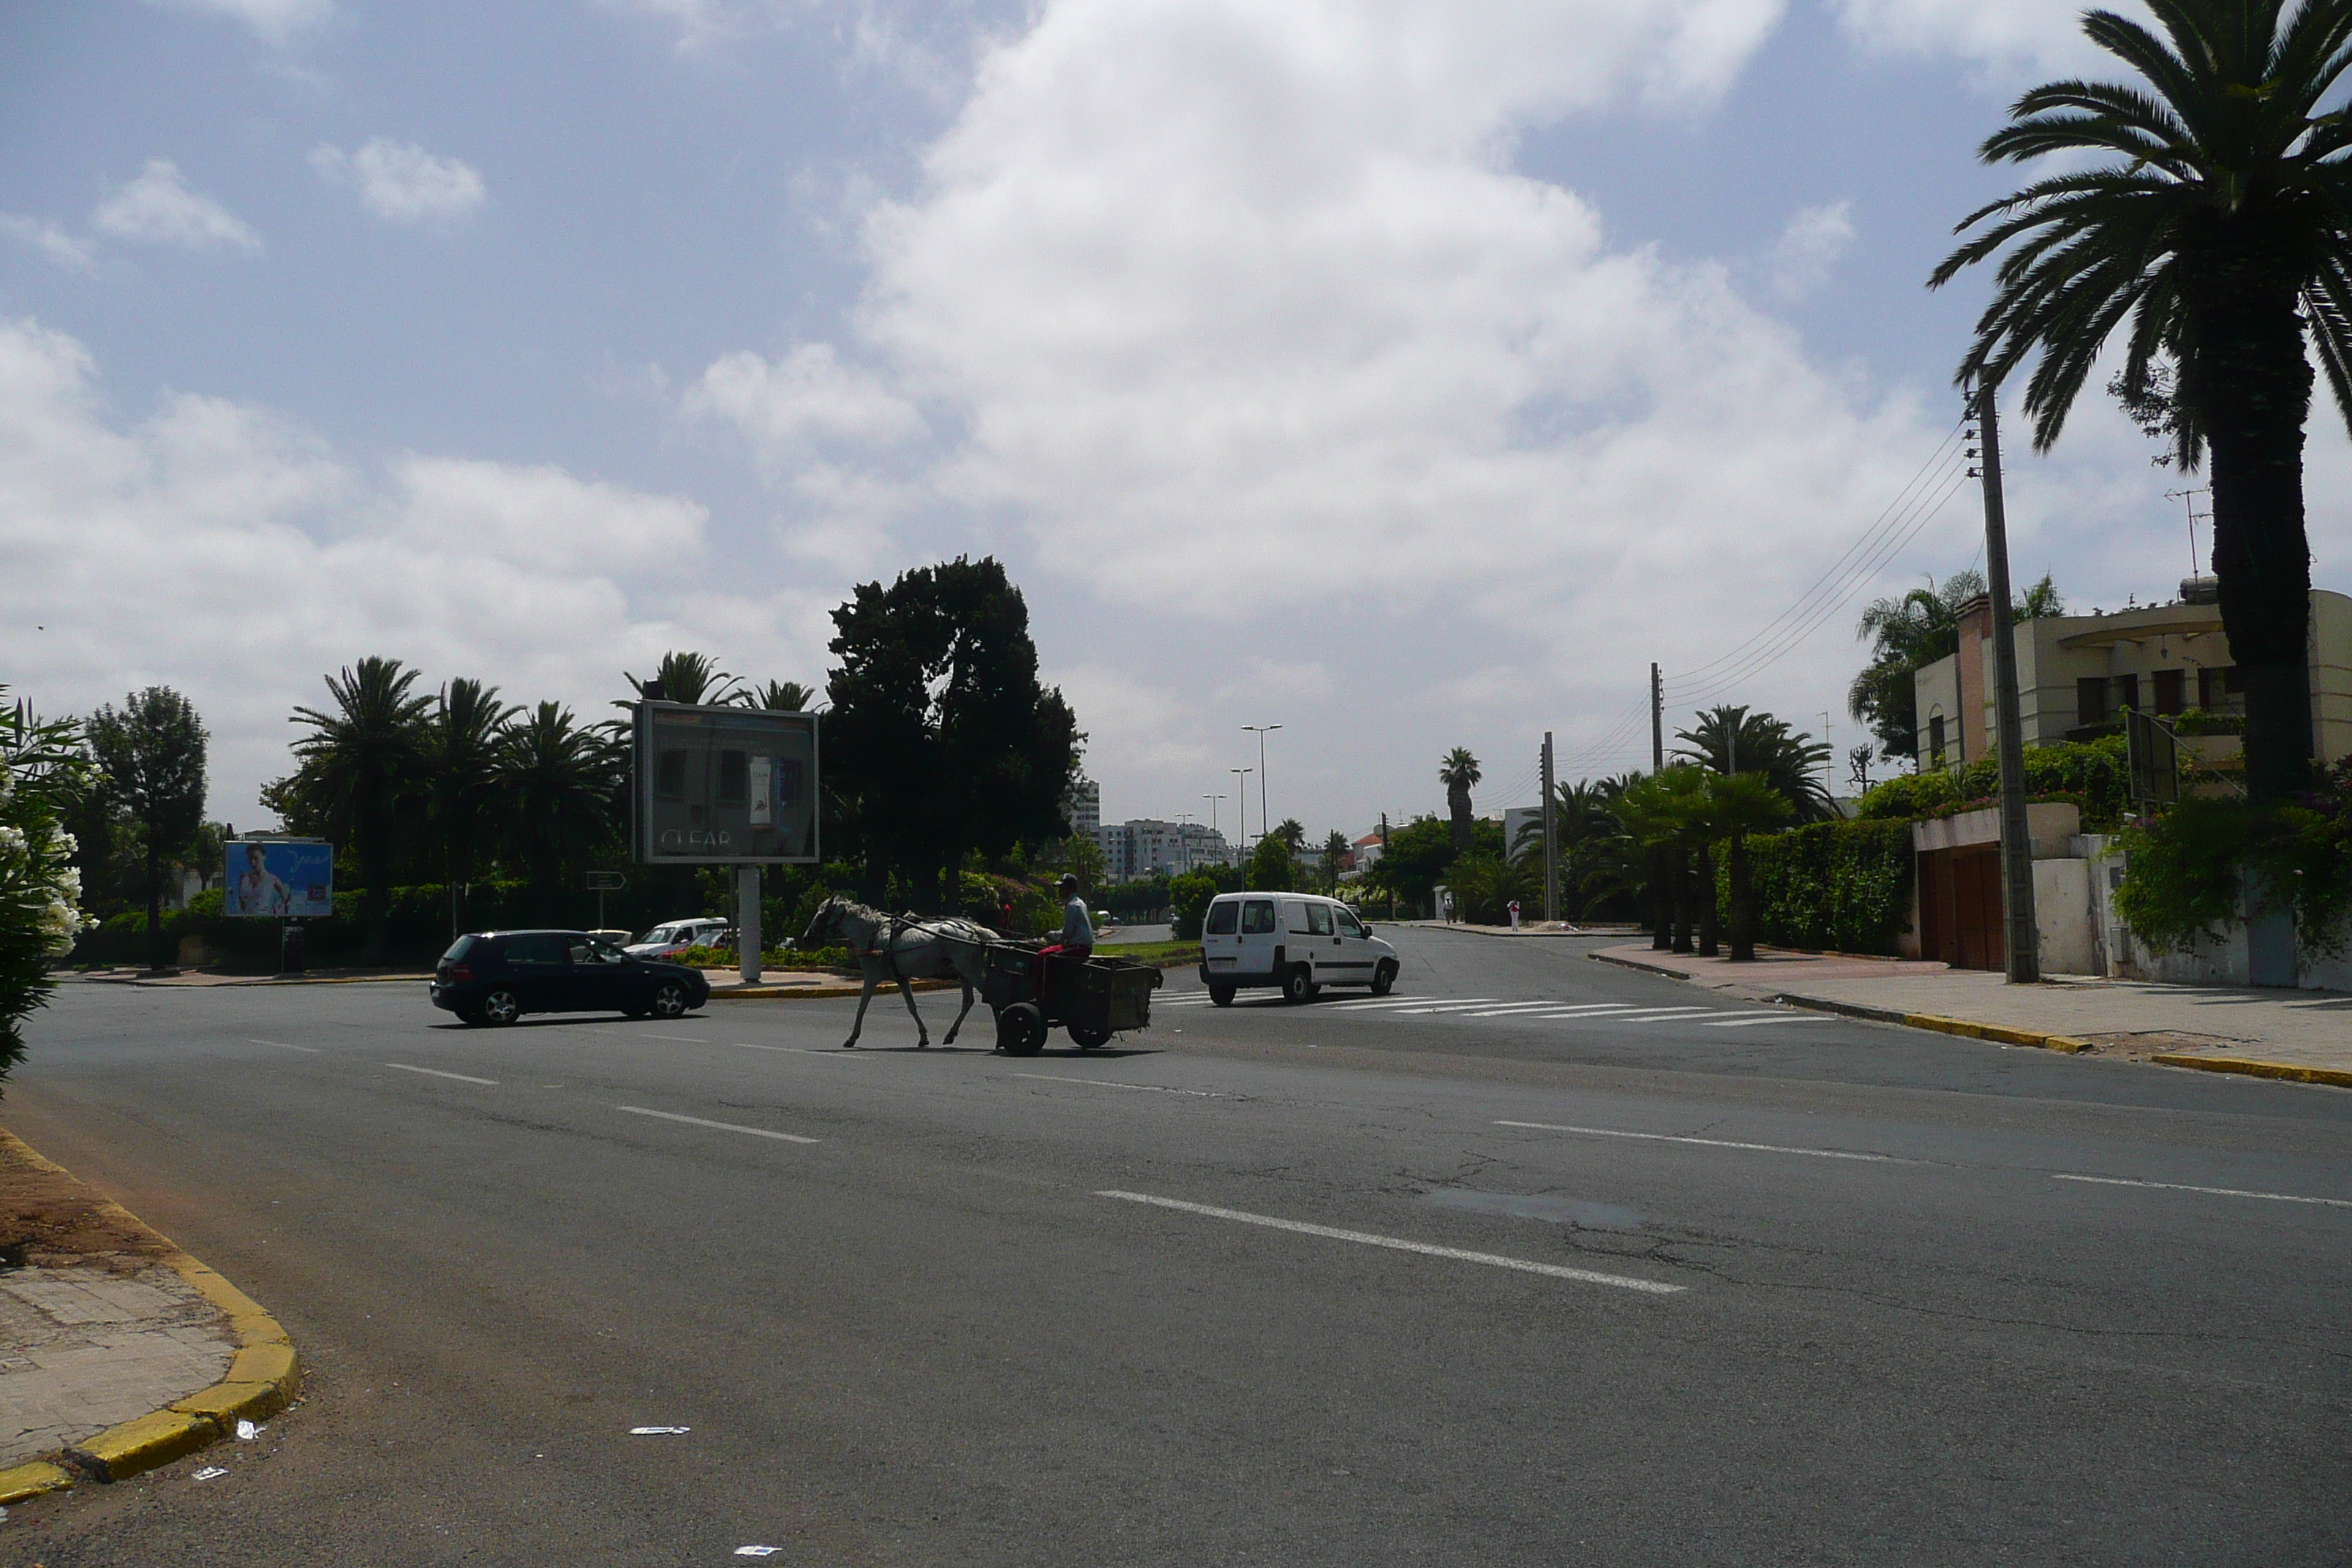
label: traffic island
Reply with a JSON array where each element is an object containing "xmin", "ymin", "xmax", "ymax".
[{"xmin": 0, "ymin": 1131, "xmax": 300, "ymax": 1506}]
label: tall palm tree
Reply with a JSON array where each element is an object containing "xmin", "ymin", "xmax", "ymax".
[
  {"xmin": 496, "ymin": 703, "xmax": 616, "ymax": 922},
  {"xmin": 752, "ymin": 679, "xmax": 815, "ymax": 712},
  {"xmin": 620, "ymin": 651, "xmax": 743, "ymax": 709},
  {"xmin": 1614, "ymin": 765, "xmax": 1709, "ymax": 954},
  {"xmin": 425, "ymin": 678, "xmax": 518, "ymax": 936},
  {"xmin": 1706, "ymin": 772, "xmax": 1795, "ymax": 962},
  {"xmin": 1675, "ymin": 706, "xmax": 1834, "ymax": 821},
  {"xmin": 291, "ymin": 658, "xmax": 431, "ymax": 963},
  {"xmin": 1438, "ymin": 747, "xmax": 1482, "ymax": 853},
  {"xmin": 1931, "ymin": 0, "xmax": 2352, "ymax": 807}
]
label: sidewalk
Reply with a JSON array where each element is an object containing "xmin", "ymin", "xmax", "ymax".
[{"xmin": 1595, "ymin": 943, "xmax": 2352, "ymax": 1087}]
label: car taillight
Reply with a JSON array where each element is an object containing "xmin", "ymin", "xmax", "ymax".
[{"xmin": 448, "ymin": 964, "xmax": 473, "ymax": 981}]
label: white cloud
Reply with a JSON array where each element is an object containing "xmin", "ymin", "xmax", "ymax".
[
  {"xmin": 0, "ymin": 317, "xmax": 833, "ymax": 824},
  {"xmin": 91, "ymin": 161, "xmax": 262, "ymax": 255},
  {"xmin": 146, "ymin": 0, "xmax": 333, "ymax": 48},
  {"xmin": 1768, "ymin": 199, "xmax": 1855, "ymax": 301},
  {"xmin": 683, "ymin": 344, "xmax": 927, "ymax": 458},
  {"xmin": 0, "ymin": 216, "xmax": 97, "ymax": 272},
  {"xmin": 1830, "ymin": 0, "xmax": 2131, "ymax": 83},
  {"xmin": 310, "ymin": 140, "xmax": 487, "ymax": 225}
]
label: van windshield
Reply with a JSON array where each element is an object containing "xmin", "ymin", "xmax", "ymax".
[{"xmin": 1205, "ymin": 901, "xmax": 1240, "ymax": 935}]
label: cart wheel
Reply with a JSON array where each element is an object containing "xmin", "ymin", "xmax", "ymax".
[
  {"xmin": 1000, "ymin": 1003, "xmax": 1047, "ymax": 1057},
  {"xmin": 1068, "ymin": 1022, "xmax": 1113, "ymax": 1049}
]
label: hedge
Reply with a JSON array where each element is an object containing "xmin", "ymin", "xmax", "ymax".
[{"xmin": 1731, "ymin": 820, "xmax": 1915, "ymax": 956}]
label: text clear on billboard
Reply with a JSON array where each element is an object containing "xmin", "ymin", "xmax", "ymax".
[
  {"xmin": 634, "ymin": 703, "xmax": 818, "ymax": 864},
  {"xmin": 223, "ymin": 840, "xmax": 335, "ymax": 917}
]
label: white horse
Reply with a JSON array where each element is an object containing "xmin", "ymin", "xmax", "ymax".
[{"xmin": 800, "ymin": 896, "xmax": 998, "ymax": 1049}]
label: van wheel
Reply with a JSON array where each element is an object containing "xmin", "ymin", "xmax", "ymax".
[
  {"xmin": 1209, "ymin": 986, "xmax": 1235, "ymax": 1007},
  {"xmin": 1371, "ymin": 961, "xmax": 1396, "ymax": 997},
  {"xmin": 1281, "ymin": 966, "xmax": 1315, "ymax": 1005}
]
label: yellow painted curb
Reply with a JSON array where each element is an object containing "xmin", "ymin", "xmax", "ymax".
[
  {"xmin": 0, "ymin": 1460, "xmax": 73, "ymax": 1504},
  {"xmin": 0, "ymin": 1129, "xmax": 301, "ymax": 1499},
  {"xmin": 2151, "ymin": 1053, "xmax": 2352, "ymax": 1089},
  {"xmin": 1900, "ymin": 1013, "xmax": 2091, "ymax": 1054}
]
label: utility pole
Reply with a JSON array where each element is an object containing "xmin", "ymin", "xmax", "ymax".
[
  {"xmin": 1540, "ymin": 731, "xmax": 1558, "ymax": 923},
  {"xmin": 1241, "ymin": 725, "xmax": 1282, "ymax": 845},
  {"xmin": 1230, "ymin": 769, "xmax": 1254, "ymax": 850},
  {"xmin": 1650, "ymin": 663, "xmax": 1665, "ymax": 773},
  {"xmin": 1973, "ymin": 376, "xmax": 2040, "ymax": 984},
  {"xmin": 1202, "ymin": 794, "xmax": 1225, "ymax": 862}
]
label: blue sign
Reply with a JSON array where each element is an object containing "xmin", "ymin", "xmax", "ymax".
[{"xmin": 223, "ymin": 841, "xmax": 334, "ymax": 918}]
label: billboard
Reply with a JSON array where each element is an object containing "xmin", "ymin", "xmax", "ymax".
[
  {"xmin": 633, "ymin": 702, "xmax": 819, "ymax": 864},
  {"xmin": 223, "ymin": 840, "xmax": 335, "ymax": 917}
]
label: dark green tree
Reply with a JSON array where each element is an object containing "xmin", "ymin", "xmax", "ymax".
[
  {"xmin": 3, "ymin": 692, "xmax": 91, "ymax": 1082},
  {"xmin": 1319, "ymin": 828, "xmax": 1352, "ymax": 893},
  {"xmin": 1930, "ymin": 0, "xmax": 2352, "ymax": 807},
  {"xmin": 752, "ymin": 679, "xmax": 816, "ymax": 712},
  {"xmin": 290, "ymin": 659, "xmax": 431, "ymax": 964},
  {"xmin": 1245, "ymin": 831, "xmax": 1294, "ymax": 892},
  {"xmin": 496, "ymin": 703, "xmax": 617, "ymax": 921},
  {"xmin": 86, "ymin": 688, "xmax": 208, "ymax": 970},
  {"xmin": 1706, "ymin": 772, "xmax": 1795, "ymax": 962},
  {"xmin": 1439, "ymin": 747, "xmax": 1482, "ymax": 853},
  {"xmin": 826, "ymin": 558, "xmax": 1080, "ymax": 911},
  {"xmin": 1675, "ymin": 706, "xmax": 1835, "ymax": 821},
  {"xmin": 1364, "ymin": 813, "xmax": 1454, "ymax": 913},
  {"xmin": 425, "ymin": 678, "xmax": 516, "ymax": 935},
  {"xmin": 622, "ymin": 652, "xmax": 742, "ymax": 708}
]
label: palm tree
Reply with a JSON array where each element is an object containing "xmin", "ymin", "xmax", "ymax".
[
  {"xmin": 1706, "ymin": 772, "xmax": 1795, "ymax": 962},
  {"xmin": 1931, "ymin": 0, "xmax": 2352, "ymax": 807},
  {"xmin": 1320, "ymin": 828, "xmax": 1352, "ymax": 893},
  {"xmin": 1848, "ymin": 571, "xmax": 2065, "ymax": 760},
  {"xmin": 424, "ymin": 679, "xmax": 517, "ymax": 936},
  {"xmin": 620, "ymin": 651, "xmax": 743, "ymax": 709},
  {"xmin": 496, "ymin": 704, "xmax": 616, "ymax": 922},
  {"xmin": 752, "ymin": 680, "xmax": 816, "ymax": 712},
  {"xmin": 1675, "ymin": 706, "xmax": 1834, "ymax": 821},
  {"xmin": 291, "ymin": 659, "xmax": 432, "ymax": 963},
  {"xmin": 1614, "ymin": 766, "xmax": 1708, "ymax": 954},
  {"xmin": 1438, "ymin": 747, "xmax": 1481, "ymax": 853}
]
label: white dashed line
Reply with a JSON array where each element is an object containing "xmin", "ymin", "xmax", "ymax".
[
  {"xmin": 2051, "ymin": 1173, "xmax": 2351, "ymax": 1207},
  {"xmin": 385, "ymin": 1063, "xmax": 498, "ymax": 1085},
  {"xmin": 1496, "ymin": 1120, "xmax": 1898, "ymax": 1161},
  {"xmin": 250, "ymin": 1039, "xmax": 319, "ymax": 1052},
  {"xmin": 1096, "ymin": 1191, "xmax": 1685, "ymax": 1293},
  {"xmin": 614, "ymin": 1107, "xmax": 820, "ymax": 1143},
  {"xmin": 1012, "ymin": 1074, "xmax": 1226, "ymax": 1098},
  {"xmin": 1700, "ymin": 1014, "xmax": 1831, "ymax": 1028}
]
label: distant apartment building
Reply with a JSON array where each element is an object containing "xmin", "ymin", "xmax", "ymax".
[
  {"xmin": 1065, "ymin": 777, "xmax": 1101, "ymax": 842},
  {"xmin": 1912, "ymin": 581, "xmax": 2352, "ymax": 772},
  {"xmin": 1096, "ymin": 818, "xmax": 1236, "ymax": 881}
]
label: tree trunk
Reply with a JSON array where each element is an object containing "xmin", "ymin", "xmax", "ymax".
[
  {"xmin": 1669, "ymin": 848, "xmax": 1694, "ymax": 954},
  {"xmin": 1695, "ymin": 844, "xmax": 1719, "ymax": 958},
  {"xmin": 146, "ymin": 837, "xmax": 167, "ymax": 972},
  {"xmin": 2183, "ymin": 232, "xmax": 2314, "ymax": 810},
  {"xmin": 1727, "ymin": 837, "xmax": 1757, "ymax": 962},
  {"xmin": 1650, "ymin": 847, "xmax": 1673, "ymax": 950}
]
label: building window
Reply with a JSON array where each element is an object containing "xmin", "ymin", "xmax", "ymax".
[
  {"xmin": 2152, "ymin": 668, "xmax": 2185, "ymax": 716},
  {"xmin": 2076, "ymin": 676, "xmax": 2106, "ymax": 726},
  {"xmin": 1928, "ymin": 714, "xmax": 1947, "ymax": 769},
  {"xmin": 2115, "ymin": 673, "xmax": 2140, "ymax": 712}
]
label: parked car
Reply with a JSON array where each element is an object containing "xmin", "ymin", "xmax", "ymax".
[
  {"xmin": 624, "ymin": 918, "xmax": 732, "ymax": 961},
  {"xmin": 1197, "ymin": 892, "xmax": 1398, "ymax": 1006},
  {"xmin": 431, "ymin": 930, "xmax": 710, "ymax": 1025}
]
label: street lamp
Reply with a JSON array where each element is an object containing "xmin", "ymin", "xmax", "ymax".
[
  {"xmin": 1229, "ymin": 768, "xmax": 1254, "ymax": 849},
  {"xmin": 1175, "ymin": 812, "xmax": 1194, "ymax": 875},
  {"xmin": 1240, "ymin": 724, "xmax": 1282, "ymax": 845},
  {"xmin": 1202, "ymin": 794, "xmax": 1225, "ymax": 864}
]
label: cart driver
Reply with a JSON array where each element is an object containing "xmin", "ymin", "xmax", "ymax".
[{"xmin": 1038, "ymin": 873, "xmax": 1093, "ymax": 1000}]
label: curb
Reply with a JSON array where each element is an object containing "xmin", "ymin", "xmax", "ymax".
[
  {"xmin": 0, "ymin": 1131, "xmax": 301, "ymax": 1504},
  {"xmin": 1587, "ymin": 949, "xmax": 2091, "ymax": 1054},
  {"xmin": 2149, "ymin": 1053, "xmax": 2352, "ymax": 1090}
]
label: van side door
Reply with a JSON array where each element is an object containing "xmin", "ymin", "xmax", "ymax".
[
  {"xmin": 1330, "ymin": 904, "xmax": 1376, "ymax": 981},
  {"xmin": 1203, "ymin": 897, "xmax": 1243, "ymax": 981},
  {"xmin": 1237, "ymin": 897, "xmax": 1278, "ymax": 979}
]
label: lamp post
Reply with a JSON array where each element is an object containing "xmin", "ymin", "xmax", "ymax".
[
  {"xmin": 1230, "ymin": 768, "xmax": 1254, "ymax": 850},
  {"xmin": 1240, "ymin": 724, "xmax": 1283, "ymax": 845},
  {"xmin": 1202, "ymin": 794, "xmax": 1226, "ymax": 866},
  {"xmin": 1175, "ymin": 812, "xmax": 1195, "ymax": 875}
]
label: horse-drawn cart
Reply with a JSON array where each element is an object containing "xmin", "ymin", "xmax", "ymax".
[{"xmin": 981, "ymin": 943, "xmax": 1162, "ymax": 1055}]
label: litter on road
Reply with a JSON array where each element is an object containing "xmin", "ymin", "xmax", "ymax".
[
  {"xmin": 734, "ymin": 1548, "xmax": 781, "ymax": 1558},
  {"xmin": 629, "ymin": 1425, "xmax": 692, "ymax": 1435},
  {"xmin": 192, "ymin": 1467, "xmax": 227, "ymax": 1482},
  {"xmin": 235, "ymin": 1420, "xmax": 260, "ymax": 1440}
]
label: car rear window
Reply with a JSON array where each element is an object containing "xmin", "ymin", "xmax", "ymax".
[
  {"xmin": 440, "ymin": 936, "xmax": 475, "ymax": 962},
  {"xmin": 503, "ymin": 933, "xmax": 570, "ymax": 965},
  {"xmin": 1205, "ymin": 900, "xmax": 1239, "ymax": 935},
  {"xmin": 1240, "ymin": 900, "xmax": 1276, "ymax": 935}
]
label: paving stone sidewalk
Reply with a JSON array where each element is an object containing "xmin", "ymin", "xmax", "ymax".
[
  {"xmin": 0, "ymin": 1265, "xmax": 234, "ymax": 1467},
  {"xmin": 1597, "ymin": 943, "xmax": 2352, "ymax": 1077}
]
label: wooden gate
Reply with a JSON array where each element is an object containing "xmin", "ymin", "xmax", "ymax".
[{"xmin": 1918, "ymin": 845, "xmax": 2005, "ymax": 970}]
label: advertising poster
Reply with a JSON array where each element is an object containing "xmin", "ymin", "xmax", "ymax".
[
  {"xmin": 223, "ymin": 840, "xmax": 335, "ymax": 917},
  {"xmin": 633, "ymin": 704, "xmax": 819, "ymax": 864}
]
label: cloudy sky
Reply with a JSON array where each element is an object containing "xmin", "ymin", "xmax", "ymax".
[{"xmin": 4, "ymin": 0, "xmax": 2348, "ymax": 844}]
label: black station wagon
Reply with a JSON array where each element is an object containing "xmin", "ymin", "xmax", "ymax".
[{"xmin": 430, "ymin": 930, "xmax": 710, "ymax": 1026}]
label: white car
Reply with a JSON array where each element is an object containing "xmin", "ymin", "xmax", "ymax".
[
  {"xmin": 625, "ymin": 918, "xmax": 732, "ymax": 961},
  {"xmin": 1197, "ymin": 892, "xmax": 1398, "ymax": 1006}
]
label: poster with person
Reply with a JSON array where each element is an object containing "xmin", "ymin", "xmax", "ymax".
[{"xmin": 222, "ymin": 841, "xmax": 334, "ymax": 917}]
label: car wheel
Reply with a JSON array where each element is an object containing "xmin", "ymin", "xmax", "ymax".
[
  {"xmin": 999, "ymin": 1002, "xmax": 1047, "ymax": 1057},
  {"xmin": 480, "ymin": 988, "xmax": 521, "ymax": 1026},
  {"xmin": 1281, "ymin": 966, "xmax": 1314, "ymax": 1005},
  {"xmin": 1068, "ymin": 1022, "xmax": 1113, "ymax": 1049},
  {"xmin": 1209, "ymin": 985, "xmax": 1235, "ymax": 1007},
  {"xmin": 1370, "ymin": 961, "xmax": 1396, "ymax": 997},
  {"xmin": 650, "ymin": 981, "xmax": 690, "ymax": 1020}
]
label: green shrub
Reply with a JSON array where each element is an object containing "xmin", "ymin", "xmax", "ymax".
[
  {"xmin": 1733, "ymin": 820, "xmax": 1915, "ymax": 954},
  {"xmin": 1852, "ymin": 737, "xmax": 2130, "ymax": 832},
  {"xmin": 1168, "ymin": 872, "xmax": 1218, "ymax": 940}
]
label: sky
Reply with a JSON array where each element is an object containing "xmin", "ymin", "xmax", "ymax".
[{"xmin": 4, "ymin": 0, "xmax": 2349, "ymax": 847}]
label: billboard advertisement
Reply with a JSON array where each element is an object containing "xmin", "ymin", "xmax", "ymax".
[
  {"xmin": 223, "ymin": 840, "xmax": 335, "ymax": 917},
  {"xmin": 633, "ymin": 702, "xmax": 819, "ymax": 864}
]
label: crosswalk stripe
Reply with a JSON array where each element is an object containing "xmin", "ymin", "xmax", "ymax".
[{"xmin": 1701, "ymin": 1015, "xmax": 1831, "ymax": 1028}]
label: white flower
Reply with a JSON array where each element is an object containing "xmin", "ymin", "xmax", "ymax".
[{"xmin": 0, "ymin": 825, "xmax": 25, "ymax": 859}]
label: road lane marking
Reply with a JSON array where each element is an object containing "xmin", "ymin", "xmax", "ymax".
[
  {"xmin": 1390, "ymin": 1000, "xmax": 1516, "ymax": 1014},
  {"xmin": 1095, "ymin": 1191, "xmax": 1684, "ymax": 1294},
  {"xmin": 1701, "ymin": 1014, "xmax": 1831, "ymax": 1028},
  {"xmin": 1458, "ymin": 1002, "xmax": 1613, "ymax": 1017},
  {"xmin": 251, "ymin": 1039, "xmax": 319, "ymax": 1052},
  {"xmin": 1013, "ymin": 1074, "xmax": 1226, "ymax": 1098},
  {"xmin": 633, "ymin": 1033, "xmax": 707, "ymax": 1042},
  {"xmin": 1496, "ymin": 1121, "xmax": 1897, "ymax": 1162},
  {"xmin": 385, "ymin": 1063, "xmax": 498, "ymax": 1085},
  {"xmin": 1599, "ymin": 1007, "xmax": 1719, "ymax": 1021},
  {"xmin": 614, "ymin": 1106, "xmax": 820, "ymax": 1143},
  {"xmin": 2051, "ymin": 1173, "xmax": 2352, "ymax": 1208}
]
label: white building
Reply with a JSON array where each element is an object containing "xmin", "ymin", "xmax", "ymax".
[
  {"xmin": 1065, "ymin": 777, "xmax": 1101, "ymax": 842},
  {"xmin": 1097, "ymin": 819, "xmax": 1236, "ymax": 881}
]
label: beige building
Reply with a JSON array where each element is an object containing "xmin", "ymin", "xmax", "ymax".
[{"xmin": 1912, "ymin": 581, "xmax": 2352, "ymax": 774}]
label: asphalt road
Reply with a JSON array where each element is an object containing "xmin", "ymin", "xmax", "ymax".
[{"xmin": 4, "ymin": 927, "xmax": 2348, "ymax": 1566}]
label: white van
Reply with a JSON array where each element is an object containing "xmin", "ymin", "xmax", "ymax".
[{"xmin": 1197, "ymin": 892, "xmax": 1398, "ymax": 1006}]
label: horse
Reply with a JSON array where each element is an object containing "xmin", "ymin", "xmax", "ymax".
[{"xmin": 799, "ymin": 896, "xmax": 998, "ymax": 1049}]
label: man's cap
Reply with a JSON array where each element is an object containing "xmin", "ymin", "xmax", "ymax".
[{"xmin": 1058, "ymin": 873, "xmax": 1079, "ymax": 890}]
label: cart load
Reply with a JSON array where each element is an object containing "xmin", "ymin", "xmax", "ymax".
[{"xmin": 981, "ymin": 943, "xmax": 1162, "ymax": 1056}]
